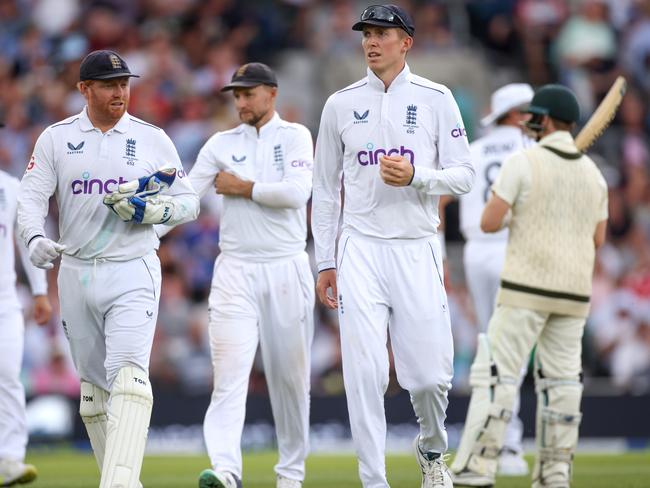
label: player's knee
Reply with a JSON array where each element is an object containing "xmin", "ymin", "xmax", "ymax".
[
  {"xmin": 111, "ymin": 365, "xmax": 153, "ymax": 406},
  {"xmin": 79, "ymin": 381, "xmax": 109, "ymax": 417}
]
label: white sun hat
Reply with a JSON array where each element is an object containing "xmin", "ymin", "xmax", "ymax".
[{"xmin": 481, "ymin": 83, "xmax": 534, "ymax": 127}]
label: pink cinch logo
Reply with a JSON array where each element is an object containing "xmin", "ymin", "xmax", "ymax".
[
  {"xmin": 356, "ymin": 143, "xmax": 414, "ymax": 166},
  {"xmin": 451, "ymin": 123, "xmax": 467, "ymax": 138}
]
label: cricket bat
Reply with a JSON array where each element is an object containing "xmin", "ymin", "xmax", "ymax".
[{"xmin": 575, "ymin": 76, "xmax": 627, "ymax": 152}]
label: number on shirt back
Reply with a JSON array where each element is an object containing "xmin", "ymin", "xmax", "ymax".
[{"xmin": 483, "ymin": 161, "xmax": 502, "ymax": 202}]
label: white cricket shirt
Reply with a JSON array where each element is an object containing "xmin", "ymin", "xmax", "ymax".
[
  {"xmin": 187, "ymin": 112, "xmax": 313, "ymax": 261},
  {"xmin": 0, "ymin": 170, "xmax": 47, "ymax": 303},
  {"xmin": 460, "ymin": 125, "xmax": 533, "ymax": 242},
  {"xmin": 17, "ymin": 107, "xmax": 199, "ymax": 261},
  {"xmin": 312, "ymin": 64, "xmax": 474, "ymax": 271}
]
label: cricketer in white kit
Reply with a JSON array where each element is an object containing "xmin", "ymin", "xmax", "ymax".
[
  {"xmin": 312, "ymin": 5, "xmax": 474, "ymax": 488},
  {"xmin": 0, "ymin": 166, "xmax": 51, "ymax": 487},
  {"xmin": 155, "ymin": 63, "xmax": 314, "ymax": 488},
  {"xmin": 456, "ymin": 83, "xmax": 534, "ymax": 476},
  {"xmin": 17, "ymin": 50, "xmax": 199, "ymax": 488}
]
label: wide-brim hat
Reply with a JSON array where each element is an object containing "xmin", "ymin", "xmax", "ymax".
[{"xmin": 481, "ymin": 83, "xmax": 534, "ymax": 127}]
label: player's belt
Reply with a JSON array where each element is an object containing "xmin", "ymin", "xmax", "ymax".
[{"xmin": 500, "ymin": 279, "xmax": 590, "ymax": 303}]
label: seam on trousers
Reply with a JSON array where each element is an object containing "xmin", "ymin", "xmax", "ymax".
[
  {"xmin": 140, "ymin": 258, "xmax": 156, "ymax": 301},
  {"xmin": 427, "ymin": 242, "xmax": 444, "ymax": 287},
  {"xmin": 337, "ymin": 236, "xmax": 351, "ymax": 274}
]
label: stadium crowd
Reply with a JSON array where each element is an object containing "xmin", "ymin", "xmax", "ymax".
[{"xmin": 3, "ymin": 0, "xmax": 650, "ymax": 401}]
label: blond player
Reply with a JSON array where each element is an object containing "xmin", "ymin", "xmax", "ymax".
[
  {"xmin": 313, "ymin": 5, "xmax": 474, "ymax": 488},
  {"xmin": 17, "ymin": 50, "xmax": 199, "ymax": 488},
  {"xmin": 451, "ymin": 85, "xmax": 608, "ymax": 488},
  {"xmin": 458, "ymin": 83, "xmax": 534, "ymax": 476}
]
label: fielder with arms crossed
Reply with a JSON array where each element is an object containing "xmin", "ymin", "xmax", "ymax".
[
  {"xmin": 456, "ymin": 83, "xmax": 534, "ymax": 477},
  {"xmin": 17, "ymin": 50, "xmax": 199, "ymax": 488},
  {"xmin": 312, "ymin": 5, "xmax": 474, "ymax": 488},
  {"xmin": 0, "ymin": 121, "xmax": 51, "ymax": 486},
  {"xmin": 157, "ymin": 63, "xmax": 314, "ymax": 488},
  {"xmin": 450, "ymin": 85, "xmax": 608, "ymax": 488}
]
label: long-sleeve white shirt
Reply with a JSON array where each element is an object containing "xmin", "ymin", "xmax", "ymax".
[
  {"xmin": 312, "ymin": 64, "xmax": 475, "ymax": 271},
  {"xmin": 177, "ymin": 112, "xmax": 313, "ymax": 261},
  {"xmin": 17, "ymin": 107, "xmax": 199, "ymax": 261},
  {"xmin": 0, "ymin": 170, "xmax": 47, "ymax": 304},
  {"xmin": 460, "ymin": 126, "xmax": 534, "ymax": 242}
]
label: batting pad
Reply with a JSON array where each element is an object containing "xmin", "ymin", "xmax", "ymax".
[
  {"xmin": 100, "ymin": 366, "xmax": 153, "ymax": 488},
  {"xmin": 80, "ymin": 382, "xmax": 110, "ymax": 472},
  {"xmin": 451, "ymin": 334, "xmax": 516, "ymax": 478}
]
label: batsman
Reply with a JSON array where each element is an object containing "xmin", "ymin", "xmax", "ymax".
[{"xmin": 450, "ymin": 84, "xmax": 609, "ymax": 488}]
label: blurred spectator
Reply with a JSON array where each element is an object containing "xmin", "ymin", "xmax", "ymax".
[{"xmin": 29, "ymin": 345, "xmax": 80, "ymax": 399}]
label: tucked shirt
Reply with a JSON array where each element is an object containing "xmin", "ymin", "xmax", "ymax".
[
  {"xmin": 180, "ymin": 112, "xmax": 313, "ymax": 261},
  {"xmin": 17, "ymin": 107, "xmax": 199, "ymax": 261},
  {"xmin": 312, "ymin": 64, "xmax": 475, "ymax": 271}
]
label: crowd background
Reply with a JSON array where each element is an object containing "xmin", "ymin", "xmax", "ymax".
[{"xmin": 3, "ymin": 0, "xmax": 650, "ymax": 410}]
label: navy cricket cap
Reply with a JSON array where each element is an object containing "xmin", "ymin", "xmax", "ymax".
[
  {"xmin": 221, "ymin": 63, "xmax": 278, "ymax": 92},
  {"xmin": 352, "ymin": 4, "xmax": 415, "ymax": 37},
  {"xmin": 79, "ymin": 50, "xmax": 139, "ymax": 81}
]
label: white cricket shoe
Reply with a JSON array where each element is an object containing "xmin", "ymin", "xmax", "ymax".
[
  {"xmin": 276, "ymin": 474, "xmax": 302, "ymax": 488},
  {"xmin": 198, "ymin": 469, "xmax": 242, "ymax": 488},
  {"xmin": 449, "ymin": 468, "xmax": 494, "ymax": 488},
  {"xmin": 0, "ymin": 459, "xmax": 37, "ymax": 486},
  {"xmin": 497, "ymin": 450, "xmax": 529, "ymax": 476},
  {"xmin": 413, "ymin": 436, "xmax": 453, "ymax": 488}
]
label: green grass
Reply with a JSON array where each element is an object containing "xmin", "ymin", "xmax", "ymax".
[{"xmin": 24, "ymin": 450, "xmax": 650, "ymax": 487}]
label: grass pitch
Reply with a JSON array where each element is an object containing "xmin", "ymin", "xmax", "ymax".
[{"xmin": 26, "ymin": 450, "xmax": 650, "ymax": 487}]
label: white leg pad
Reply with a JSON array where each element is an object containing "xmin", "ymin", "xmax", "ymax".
[
  {"xmin": 533, "ymin": 376, "xmax": 582, "ymax": 487},
  {"xmin": 80, "ymin": 382, "xmax": 110, "ymax": 472},
  {"xmin": 451, "ymin": 334, "xmax": 517, "ymax": 479},
  {"xmin": 100, "ymin": 366, "xmax": 153, "ymax": 488}
]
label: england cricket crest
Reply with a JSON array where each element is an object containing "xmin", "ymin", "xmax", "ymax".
[
  {"xmin": 124, "ymin": 138, "xmax": 137, "ymax": 165},
  {"xmin": 272, "ymin": 144, "xmax": 284, "ymax": 172},
  {"xmin": 403, "ymin": 104, "xmax": 419, "ymax": 134},
  {"xmin": 109, "ymin": 54, "xmax": 122, "ymax": 69}
]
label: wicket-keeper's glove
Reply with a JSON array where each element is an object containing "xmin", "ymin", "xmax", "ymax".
[{"xmin": 103, "ymin": 167, "xmax": 176, "ymax": 223}]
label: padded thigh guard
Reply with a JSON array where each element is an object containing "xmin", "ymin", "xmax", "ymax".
[
  {"xmin": 80, "ymin": 382, "xmax": 110, "ymax": 471},
  {"xmin": 100, "ymin": 366, "xmax": 153, "ymax": 488},
  {"xmin": 533, "ymin": 371, "xmax": 583, "ymax": 488},
  {"xmin": 452, "ymin": 334, "xmax": 517, "ymax": 478}
]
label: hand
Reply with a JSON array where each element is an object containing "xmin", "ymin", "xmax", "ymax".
[
  {"xmin": 214, "ymin": 171, "xmax": 254, "ymax": 198},
  {"xmin": 28, "ymin": 237, "xmax": 66, "ymax": 270},
  {"xmin": 379, "ymin": 155, "xmax": 415, "ymax": 186},
  {"xmin": 316, "ymin": 269, "xmax": 338, "ymax": 309},
  {"xmin": 32, "ymin": 295, "xmax": 52, "ymax": 325}
]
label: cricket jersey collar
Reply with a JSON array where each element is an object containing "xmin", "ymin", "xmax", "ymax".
[
  {"xmin": 367, "ymin": 63, "xmax": 411, "ymax": 92},
  {"xmin": 79, "ymin": 106, "xmax": 131, "ymax": 134}
]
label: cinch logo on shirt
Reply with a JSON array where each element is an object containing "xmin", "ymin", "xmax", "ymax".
[
  {"xmin": 357, "ymin": 143, "xmax": 414, "ymax": 166},
  {"xmin": 451, "ymin": 123, "xmax": 467, "ymax": 138},
  {"xmin": 71, "ymin": 175, "xmax": 129, "ymax": 195}
]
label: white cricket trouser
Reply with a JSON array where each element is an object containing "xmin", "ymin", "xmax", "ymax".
[
  {"xmin": 0, "ymin": 305, "xmax": 27, "ymax": 461},
  {"xmin": 487, "ymin": 305, "xmax": 585, "ymax": 472},
  {"xmin": 336, "ymin": 232, "xmax": 453, "ymax": 488},
  {"xmin": 203, "ymin": 252, "xmax": 314, "ymax": 481},
  {"xmin": 463, "ymin": 239, "xmax": 505, "ymax": 331},
  {"xmin": 57, "ymin": 253, "xmax": 161, "ymax": 391},
  {"xmin": 464, "ymin": 239, "xmax": 524, "ymax": 454}
]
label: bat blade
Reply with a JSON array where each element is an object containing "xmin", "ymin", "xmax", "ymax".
[{"xmin": 575, "ymin": 76, "xmax": 627, "ymax": 152}]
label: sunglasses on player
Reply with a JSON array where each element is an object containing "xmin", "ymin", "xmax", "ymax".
[{"xmin": 359, "ymin": 5, "xmax": 414, "ymax": 36}]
